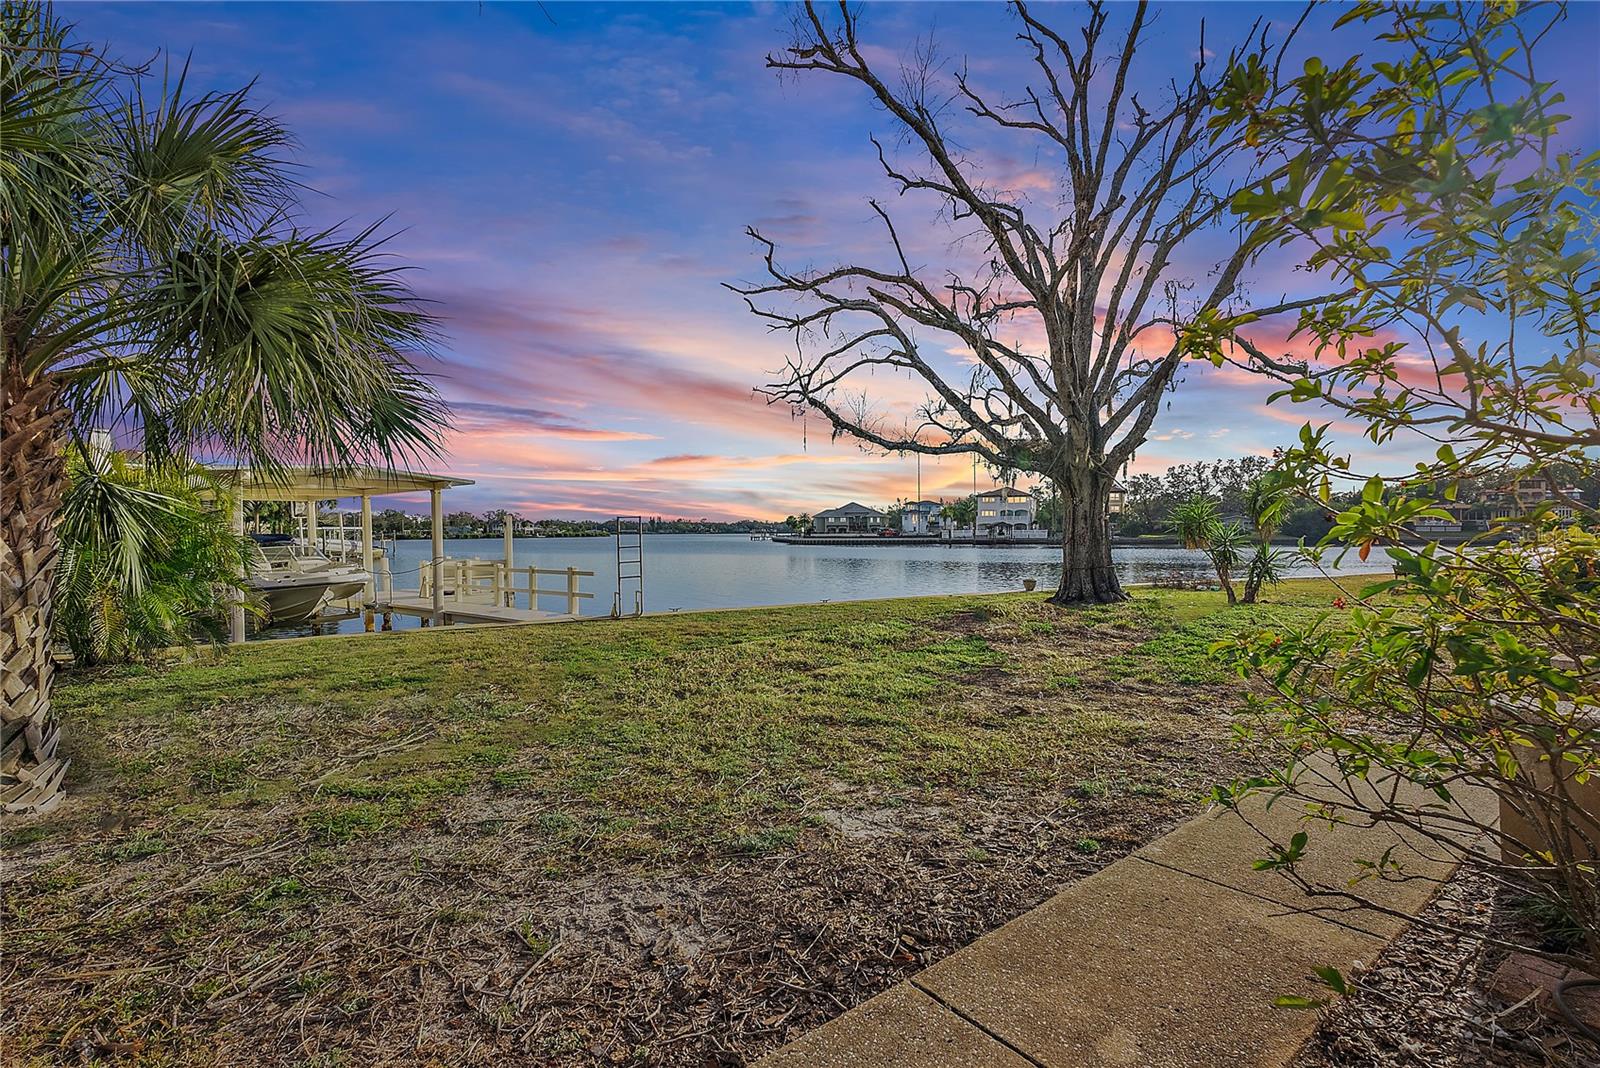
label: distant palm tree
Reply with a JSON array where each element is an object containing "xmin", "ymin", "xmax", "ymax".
[
  {"xmin": 1169, "ymin": 497, "xmax": 1245, "ymax": 605},
  {"xmin": 1240, "ymin": 473, "xmax": 1292, "ymax": 604},
  {"xmin": 942, "ymin": 495, "xmax": 978, "ymax": 534},
  {"xmin": 1, "ymin": 6, "xmax": 445, "ymax": 813},
  {"xmin": 1169, "ymin": 496, "xmax": 1221, "ymax": 552}
]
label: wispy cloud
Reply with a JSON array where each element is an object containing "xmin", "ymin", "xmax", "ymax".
[
  {"xmin": 453, "ymin": 402, "xmax": 660, "ymax": 442},
  {"xmin": 95, "ymin": 0, "xmax": 1597, "ymax": 517}
]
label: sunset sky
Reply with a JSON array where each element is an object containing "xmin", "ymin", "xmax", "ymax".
[{"xmin": 85, "ymin": 2, "xmax": 1600, "ymax": 519}]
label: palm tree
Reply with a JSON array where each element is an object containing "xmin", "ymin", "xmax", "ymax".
[
  {"xmin": 55, "ymin": 449, "xmax": 254, "ymax": 664},
  {"xmin": 1240, "ymin": 473, "xmax": 1292, "ymax": 604},
  {"xmin": 1, "ymin": 6, "xmax": 445, "ymax": 813},
  {"xmin": 246, "ymin": 500, "xmax": 294, "ymax": 534},
  {"xmin": 942, "ymin": 495, "xmax": 978, "ymax": 536},
  {"xmin": 1169, "ymin": 496, "xmax": 1245, "ymax": 605},
  {"xmin": 1169, "ymin": 496, "xmax": 1221, "ymax": 552}
]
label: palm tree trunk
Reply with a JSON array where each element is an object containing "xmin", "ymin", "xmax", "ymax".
[
  {"xmin": 1051, "ymin": 468, "xmax": 1127, "ymax": 605},
  {"xmin": 1241, "ymin": 544, "xmax": 1267, "ymax": 604},
  {"xmin": 1, "ymin": 361, "xmax": 71, "ymax": 814},
  {"xmin": 1217, "ymin": 565, "xmax": 1238, "ymax": 606}
]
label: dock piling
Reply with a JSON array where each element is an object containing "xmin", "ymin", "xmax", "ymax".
[
  {"xmin": 429, "ymin": 487, "xmax": 444, "ymax": 626},
  {"xmin": 228, "ymin": 495, "xmax": 246, "ymax": 644}
]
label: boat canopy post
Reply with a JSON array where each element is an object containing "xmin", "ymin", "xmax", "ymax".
[
  {"xmin": 430, "ymin": 487, "xmax": 444, "ymax": 625},
  {"xmin": 229, "ymin": 494, "xmax": 246, "ymax": 644},
  {"xmin": 306, "ymin": 498, "xmax": 318, "ymax": 553},
  {"xmin": 360, "ymin": 494, "xmax": 375, "ymax": 602}
]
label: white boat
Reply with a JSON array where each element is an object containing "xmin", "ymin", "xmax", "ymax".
[
  {"xmin": 246, "ymin": 568, "xmax": 339, "ymax": 625},
  {"xmin": 246, "ymin": 536, "xmax": 369, "ymax": 624}
]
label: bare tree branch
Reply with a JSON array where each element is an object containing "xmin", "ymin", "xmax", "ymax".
[{"xmin": 733, "ymin": 0, "xmax": 1322, "ymax": 603}]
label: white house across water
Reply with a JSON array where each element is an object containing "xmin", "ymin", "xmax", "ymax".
[
  {"xmin": 900, "ymin": 500, "xmax": 946, "ymax": 535},
  {"xmin": 973, "ymin": 487, "xmax": 1045, "ymax": 539}
]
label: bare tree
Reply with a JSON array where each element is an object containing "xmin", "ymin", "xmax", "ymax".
[{"xmin": 731, "ymin": 0, "xmax": 1318, "ymax": 603}]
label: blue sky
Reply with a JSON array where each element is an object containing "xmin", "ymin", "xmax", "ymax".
[{"xmin": 80, "ymin": 1, "xmax": 1600, "ymax": 518}]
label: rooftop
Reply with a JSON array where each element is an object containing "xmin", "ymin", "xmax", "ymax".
[
  {"xmin": 202, "ymin": 464, "xmax": 474, "ymax": 503},
  {"xmin": 814, "ymin": 502, "xmax": 885, "ymax": 518}
]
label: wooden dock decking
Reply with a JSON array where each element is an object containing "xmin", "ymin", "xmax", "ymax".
[
  {"xmin": 377, "ymin": 593, "xmax": 573, "ymax": 626},
  {"xmin": 358, "ymin": 557, "xmax": 601, "ymax": 627}
]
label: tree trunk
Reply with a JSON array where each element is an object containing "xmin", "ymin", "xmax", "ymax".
[
  {"xmin": 1049, "ymin": 468, "xmax": 1126, "ymax": 605},
  {"xmin": 1241, "ymin": 545, "xmax": 1265, "ymax": 604},
  {"xmin": 1217, "ymin": 567, "xmax": 1238, "ymax": 606},
  {"xmin": 1, "ymin": 361, "xmax": 71, "ymax": 814}
]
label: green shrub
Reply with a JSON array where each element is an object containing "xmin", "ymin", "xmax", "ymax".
[{"xmin": 55, "ymin": 450, "xmax": 251, "ymax": 664}]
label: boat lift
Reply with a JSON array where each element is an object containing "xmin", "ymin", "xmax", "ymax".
[{"xmin": 209, "ymin": 465, "xmax": 605, "ymax": 637}]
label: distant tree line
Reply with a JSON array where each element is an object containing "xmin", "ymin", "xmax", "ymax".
[
  {"xmin": 256, "ymin": 453, "xmax": 1597, "ymax": 542},
  {"xmin": 1113, "ymin": 456, "xmax": 1344, "ymax": 539},
  {"xmin": 356, "ymin": 510, "xmax": 788, "ymax": 539},
  {"xmin": 1112, "ymin": 456, "xmax": 1598, "ymax": 540}
]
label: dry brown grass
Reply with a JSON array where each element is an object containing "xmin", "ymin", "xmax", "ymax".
[{"xmin": 2, "ymin": 583, "xmax": 1350, "ymax": 1066}]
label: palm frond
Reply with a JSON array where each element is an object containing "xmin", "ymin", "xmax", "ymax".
[
  {"xmin": 143, "ymin": 221, "xmax": 445, "ymax": 473},
  {"xmin": 1244, "ymin": 472, "xmax": 1293, "ymax": 540},
  {"xmin": 0, "ymin": 3, "xmax": 104, "ymax": 251},
  {"xmin": 6, "ymin": 3, "xmax": 448, "ymax": 479},
  {"xmin": 1169, "ymin": 496, "xmax": 1222, "ymax": 550},
  {"xmin": 107, "ymin": 60, "xmax": 293, "ymax": 248},
  {"xmin": 1206, "ymin": 520, "xmax": 1250, "ymax": 573},
  {"xmin": 57, "ymin": 447, "xmax": 182, "ymax": 594},
  {"xmin": 53, "ymin": 449, "xmax": 254, "ymax": 663}
]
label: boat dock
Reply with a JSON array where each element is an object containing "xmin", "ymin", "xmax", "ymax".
[
  {"xmin": 212, "ymin": 465, "xmax": 634, "ymax": 639},
  {"xmin": 361, "ymin": 558, "xmax": 593, "ymax": 627},
  {"xmin": 372, "ymin": 594, "xmax": 572, "ymax": 626}
]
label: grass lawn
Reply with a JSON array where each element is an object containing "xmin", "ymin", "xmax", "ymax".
[{"xmin": 2, "ymin": 578, "xmax": 1361, "ymax": 1067}]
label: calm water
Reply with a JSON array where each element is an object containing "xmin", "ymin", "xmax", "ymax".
[{"xmin": 259, "ymin": 534, "xmax": 1385, "ymax": 638}]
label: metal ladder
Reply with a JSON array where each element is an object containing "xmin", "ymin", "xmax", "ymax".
[{"xmin": 613, "ymin": 516, "xmax": 644, "ymax": 617}]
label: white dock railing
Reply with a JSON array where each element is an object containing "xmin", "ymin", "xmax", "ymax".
[{"xmin": 407, "ymin": 558, "xmax": 595, "ymax": 616}]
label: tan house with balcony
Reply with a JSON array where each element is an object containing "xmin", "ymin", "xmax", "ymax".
[{"xmin": 1489, "ymin": 476, "xmax": 1583, "ymax": 522}]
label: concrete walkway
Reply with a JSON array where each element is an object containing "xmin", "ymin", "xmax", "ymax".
[{"xmin": 758, "ymin": 769, "xmax": 1490, "ymax": 1067}]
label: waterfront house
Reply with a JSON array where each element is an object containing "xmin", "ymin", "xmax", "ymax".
[
  {"xmin": 975, "ymin": 487, "xmax": 1044, "ymax": 538},
  {"xmin": 900, "ymin": 500, "xmax": 946, "ymax": 535},
  {"xmin": 813, "ymin": 502, "xmax": 889, "ymax": 534},
  {"xmin": 1489, "ymin": 476, "xmax": 1583, "ymax": 522}
]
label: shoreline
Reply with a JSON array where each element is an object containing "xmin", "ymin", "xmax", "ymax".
[
  {"xmin": 364, "ymin": 531, "xmax": 1486, "ymax": 548},
  {"xmin": 766, "ymin": 533, "xmax": 1479, "ymax": 549}
]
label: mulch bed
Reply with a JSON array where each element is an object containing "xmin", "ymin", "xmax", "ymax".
[{"xmin": 1294, "ymin": 867, "xmax": 1600, "ymax": 1068}]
